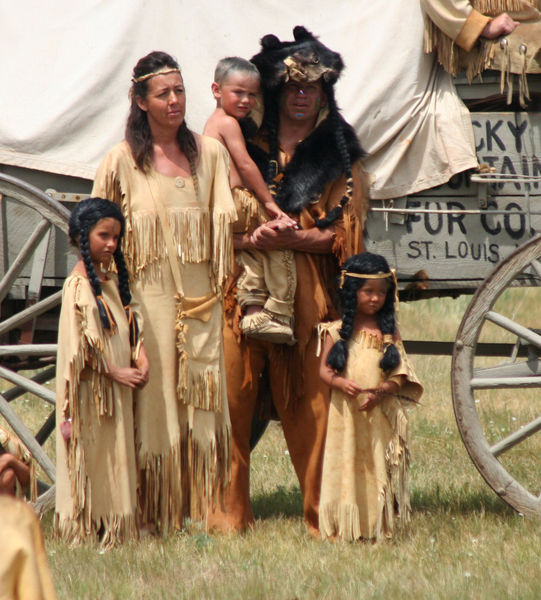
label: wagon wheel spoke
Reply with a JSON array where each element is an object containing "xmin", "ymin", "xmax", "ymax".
[
  {"xmin": 490, "ymin": 416, "xmax": 541, "ymax": 457},
  {"xmin": 453, "ymin": 235, "xmax": 541, "ymax": 518},
  {"xmin": 0, "ymin": 173, "xmax": 73, "ymax": 507},
  {"xmin": 472, "ymin": 357, "xmax": 541, "ymax": 388},
  {"xmin": 0, "ymin": 290, "xmax": 62, "ymax": 337},
  {"xmin": 0, "ymin": 218, "xmax": 51, "ymax": 304},
  {"xmin": 529, "ymin": 259, "xmax": 541, "ymax": 279},
  {"xmin": 0, "ymin": 393, "xmax": 55, "ymax": 482},
  {"xmin": 483, "ymin": 311, "xmax": 541, "ymax": 350}
]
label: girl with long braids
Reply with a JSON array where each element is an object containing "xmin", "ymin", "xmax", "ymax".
[
  {"xmin": 55, "ymin": 197, "xmax": 148, "ymax": 547},
  {"xmin": 92, "ymin": 51, "xmax": 236, "ymax": 534},
  {"xmin": 318, "ymin": 252, "xmax": 422, "ymax": 541}
]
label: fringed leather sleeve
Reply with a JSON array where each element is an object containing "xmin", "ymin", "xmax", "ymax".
[
  {"xmin": 328, "ymin": 160, "xmax": 368, "ymax": 265},
  {"xmin": 208, "ymin": 139, "xmax": 238, "ymax": 291}
]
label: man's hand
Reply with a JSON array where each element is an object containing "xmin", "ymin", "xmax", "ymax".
[
  {"xmin": 250, "ymin": 221, "xmax": 301, "ymax": 250},
  {"xmin": 481, "ymin": 13, "xmax": 520, "ymax": 39},
  {"xmin": 263, "ymin": 202, "xmax": 298, "ymax": 229},
  {"xmin": 248, "ymin": 219, "xmax": 334, "ymax": 253}
]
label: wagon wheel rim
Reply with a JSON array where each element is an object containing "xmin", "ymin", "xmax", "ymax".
[
  {"xmin": 0, "ymin": 173, "xmax": 71, "ymax": 503},
  {"xmin": 452, "ymin": 235, "xmax": 541, "ymax": 518}
]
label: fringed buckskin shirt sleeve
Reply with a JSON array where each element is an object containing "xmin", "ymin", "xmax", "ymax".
[{"xmin": 422, "ymin": 0, "xmax": 541, "ymax": 84}]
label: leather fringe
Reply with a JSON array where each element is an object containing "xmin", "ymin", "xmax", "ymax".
[
  {"xmin": 377, "ymin": 403, "xmax": 411, "ymax": 539},
  {"xmin": 178, "ymin": 364, "xmax": 223, "ymax": 413},
  {"xmin": 122, "ymin": 210, "xmax": 212, "ymax": 281},
  {"xmin": 211, "ymin": 211, "xmax": 235, "ymax": 291},
  {"xmin": 54, "ymin": 512, "xmax": 138, "ymax": 550},
  {"xmin": 319, "ymin": 401, "xmax": 411, "ymax": 541},
  {"xmin": 138, "ymin": 422, "xmax": 231, "ymax": 534},
  {"xmin": 63, "ymin": 304, "xmax": 113, "ymax": 518}
]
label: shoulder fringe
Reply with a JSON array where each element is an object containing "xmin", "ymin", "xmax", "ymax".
[
  {"xmin": 331, "ymin": 192, "xmax": 366, "ymax": 265},
  {"xmin": 65, "ymin": 304, "xmax": 114, "ymax": 517},
  {"xmin": 122, "ymin": 210, "xmax": 211, "ymax": 280},
  {"xmin": 138, "ymin": 423, "xmax": 230, "ymax": 534},
  {"xmin": 54, "ymin": 512, "xmax": 138, "ymax": 549},
  {"xmin": 316, "ymin": 322, "xmax": 334, "ymax": 357},
  {"xmin": 319, "ymin": 402, "xmax": 411, "ymax": 541}
]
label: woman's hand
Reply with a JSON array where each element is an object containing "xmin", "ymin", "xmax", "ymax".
[
  {"xmin": 135, "ymin": 344, "xmax": 150, "ymax": 387},
  {"xmin": 107, "ymin": 365, "xmax": 147, "ymax": 389}
]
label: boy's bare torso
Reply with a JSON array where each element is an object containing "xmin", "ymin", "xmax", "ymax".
[{"xmin": 204, "ymin": 111, "xmax": 243, "ymax": 189}]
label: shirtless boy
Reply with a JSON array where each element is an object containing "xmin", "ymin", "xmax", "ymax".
[{"xmin": 204, "ymin": 57, "xmax": 297, "ymax": 344}]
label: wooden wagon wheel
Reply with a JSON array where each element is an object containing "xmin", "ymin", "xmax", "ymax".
[
  {"xmin": 0, "ymin": 172, "xmax": 72, "ymax": 508},
  {"xmin": 452, "ymin": 235, "xmax": 541, "ymax": 517}
]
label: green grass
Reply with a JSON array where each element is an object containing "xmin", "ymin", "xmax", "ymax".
[{"xmin": 2, "ymin": 294, "xmax": 541, "ymax": 599}]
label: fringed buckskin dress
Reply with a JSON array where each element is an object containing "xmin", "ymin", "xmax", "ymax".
[
  {"xmin": 55, "ymin": 274, "xmax": 139, "ymax": 547},
  {"xmin": 318, "ymin": 321, "xmax": 423, "ymax": 541},
  {"xmin": 92, "ymin": 137, "xmax": 236, "ymax": 532}
]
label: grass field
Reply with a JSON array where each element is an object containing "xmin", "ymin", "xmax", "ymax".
[{"xmin": 3, "ymin": 294, "xmax": 541, "ymax": 599}]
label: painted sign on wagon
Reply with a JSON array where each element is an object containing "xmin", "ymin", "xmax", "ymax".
[{"xmin": 365, "ymin": 112, "xmax": 541, "ymax": 289}]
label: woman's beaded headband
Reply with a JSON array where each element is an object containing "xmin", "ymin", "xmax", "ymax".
[{"xmin": 132, "ymin": 67, "xmax": 181, "ymax": 84}]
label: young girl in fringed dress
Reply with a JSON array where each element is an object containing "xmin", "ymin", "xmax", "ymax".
[
  {"xmin": 318, "ymin": 252, "xmax": 422, "ymax": 541},
  {"xmin": 55, "ymin": 198, "xmax": 148, "ymax": 548}
]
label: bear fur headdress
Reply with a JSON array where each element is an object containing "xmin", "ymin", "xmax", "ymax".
[
  {"xmin": 251, "ymin": 25, "xmax": 344, "ymax": 90},
  {"xmin": 247, "ymin": 26, "xmax": 364, "ymax": 225}
]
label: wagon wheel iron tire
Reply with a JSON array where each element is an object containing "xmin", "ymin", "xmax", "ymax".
[
  {"xmin": 0, "ymin": 173, "xmax": 71, "ymax": 510},
  {"xmin": 452, "ymin": 235, "xmax": 541, "ymax": 518}
]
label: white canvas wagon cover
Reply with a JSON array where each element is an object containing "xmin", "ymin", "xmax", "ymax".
[{"xmin": 0, "ymin": 0, "xmax": 477, "ymax": 199}]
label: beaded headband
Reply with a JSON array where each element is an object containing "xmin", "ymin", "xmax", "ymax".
[
  {"xmin": 339, "ymin": 269, "xmax": 393, "ymax": 289},
  {"xmin": 339, "ymin": 268, "xmax": 400, "ymax": 313},
  {"xmin": 131, "ymin": 66, "xmax": 181, "ymax": 84}
]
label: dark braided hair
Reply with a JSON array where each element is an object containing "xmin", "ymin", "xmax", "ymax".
[
  {"xmin": 326, "ymin": 252, "xmax": 400, "ymax": 373},
  {"xmin": 126, "ymin": 51, "xmax": 198, "ymax": 172},
  {"xmin": 69, "ymin": 198, "xmax": 133, "ymax": 334},
  {"xmin": 264, "ymin": 101, "xmax": 281, "ymax": 190},
  {"xmin": 312, "ymin": 80, "xmax": 354, "ymax": 229}
]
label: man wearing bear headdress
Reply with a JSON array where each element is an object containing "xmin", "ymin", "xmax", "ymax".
[{"xmin": 208, "ymin": 27, "xmax": 367, "ymax": 535}]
